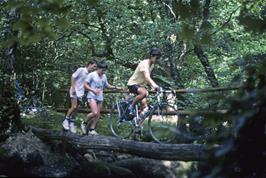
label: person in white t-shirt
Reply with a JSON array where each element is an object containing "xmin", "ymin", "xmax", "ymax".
[
  {"xmin": 62, "ymin": 60, "xmax": 97, "ymax": 133},
  {"xmin": 82, "ymin": 61, "xmax": 122, "ymax": 135},
  {"xmin": 127, "ymin": 47, "xmax": 161, "ymax": 121}
]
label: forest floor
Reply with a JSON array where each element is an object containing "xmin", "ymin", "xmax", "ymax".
[{"xmin": 21, "ymin": 110, "xmax": 114, "ymax": 136}]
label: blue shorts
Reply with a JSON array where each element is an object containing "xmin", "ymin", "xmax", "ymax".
[{"xmin": 87, "ymin": 97, "xmax": 103, "ymax": 103}]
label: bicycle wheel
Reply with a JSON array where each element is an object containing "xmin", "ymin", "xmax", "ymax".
[
  {"xmin": 109, "ymin": 103, "xmax": 134, "ymax": 139},
  {"xmin": 148, "ymin": 103, "xmax": 180, "ymax": 143}
]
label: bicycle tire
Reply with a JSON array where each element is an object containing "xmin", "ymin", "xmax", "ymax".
[
  {"xmin": 109, "ymin": 104, "xmax": 134, "ymax": 139},
  {"xmin": 148, "ymin": 103, "xmax": 180, "ymax": 143}
]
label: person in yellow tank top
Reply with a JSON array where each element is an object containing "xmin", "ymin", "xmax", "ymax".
[{"xmin": 127, "ymin": 47, "xmax": 161, "ymax": 117}]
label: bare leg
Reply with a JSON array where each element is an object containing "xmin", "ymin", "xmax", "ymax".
[
  {"xmin": 132, "ymin": 87, "xmax": 147, "ymax": 106},
  {"xmin": 66, "ymin": 97, "xmax": 78, "ymax": 118},
  {"xmin": 84, "ymin": 102, "xmax": 93, "ymax": 129},
  {"xmin": 86, "ymin": 99, "xmax": 98, "ymax": 125},
  {"xmin": 141, "ymin": 97, "xmax": 148, "ymax": 111},
  {"xmin": 90, "ymin": 102, "xmax": 102, "ymax": 130}
]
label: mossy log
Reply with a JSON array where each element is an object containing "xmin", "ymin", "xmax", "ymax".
[{"xmin": 31, "ymin": 127, "xmax": 212, "ymax": 161}]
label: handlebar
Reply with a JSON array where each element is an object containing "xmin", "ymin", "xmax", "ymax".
[{"xmin": 156, "ymin": 87, "xmax": 176, "ymax": 95}]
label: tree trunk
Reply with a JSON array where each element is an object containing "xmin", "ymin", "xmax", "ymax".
[
  {"xmin": 31, "ymin": 127, "xmax": 211, "ymax": 161},
  {"xmin": 194, "ymin": 45, "xmax": 219, "ymax": 87},
  {"xmin": 165, "ymin": 40, "xmax": 182, "ymax": 87},
  {"xmin": 0, "ymin": 7, "xmax": 23, "ymax": 138},
  {"xmin": 193, "ymin": 0, "xmax": 219, "ymax": 87}
]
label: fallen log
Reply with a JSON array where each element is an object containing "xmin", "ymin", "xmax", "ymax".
[{"xmin": 31, "ymin": 127, "xmax": 212, "ymax": 161}]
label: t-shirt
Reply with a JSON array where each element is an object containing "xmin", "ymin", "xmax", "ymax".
[
  {"xmin": 70, "ymin": 67, "xmax": 88, "ymax": 97},
  {"xmin": 85, "ymin": 71, "xmax": 109, "ymax": 101},
  {"xmin": 127, "ymin": 59, "xmax": 154, "ymax": 86}
]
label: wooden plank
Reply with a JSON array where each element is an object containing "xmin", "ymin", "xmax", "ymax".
[
  {"xmin": 55, "ymin": 108, "xmax": 228, "ymax": 115},
  {"xmin": 59, "ymin": 86, "xmax": 242, "ymax": 94}
]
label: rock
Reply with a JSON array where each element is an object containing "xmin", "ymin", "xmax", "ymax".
[
  {"xmin": 26, "ymin": 151, "xmax": 44, "ymax": 166},
  {"xmin": 30, "ymin": 163, "xmax": 76, "ymax": 177},
  {"xmin": 0, "ymin": 130, "xmax": 76, "ymax": 177},
  {"xmin": 94, "ymin": 150, "xmax": 116, "ymax": 162}
]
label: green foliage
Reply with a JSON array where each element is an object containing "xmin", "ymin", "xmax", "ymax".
[
  {"xmin": 238, "ymin": 0, "xmax": 266, "ymax": 33},
  {"xmin": 3, "ymin": 0, "xmax": 71, "ymax": 46},
  {"xmin": 197, "ymin": 53, "xmax": 266, "ymax": 178},
  {"xmin": 0, "ymin": 0, "xmax": 265, "ymax": 176}
]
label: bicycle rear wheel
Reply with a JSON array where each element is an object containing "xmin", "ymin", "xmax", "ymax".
[
  {"xmin": 109, "ymin": 104, "xmax": 134, "ymax": 139},
  {"xmin": 148, "ymin": 103, "xmax": 180, "ymax": 143}
]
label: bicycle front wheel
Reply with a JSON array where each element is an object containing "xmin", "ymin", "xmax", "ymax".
[
  {"xmin": 109, "ymin": 104, "xmax": 134, "ymax": 139},
  {"xmin": 148, "ymin": 103, "xmax": 180, "ymax": 143}
]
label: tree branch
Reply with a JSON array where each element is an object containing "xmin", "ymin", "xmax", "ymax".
[
  {"xmin": 162, "ymin": 1, "xmax": 176, "ymax": 20},
  {"xmin": 211, "ymin": 7, "xmax": 240, "ymax": 36}
]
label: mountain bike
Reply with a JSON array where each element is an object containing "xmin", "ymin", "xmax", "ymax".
[{"xmin": 109, "ymin": 88, "xmax": 180, "ymax": 143}]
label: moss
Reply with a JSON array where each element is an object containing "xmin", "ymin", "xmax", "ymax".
[{"xmin": 0, "ymin": 147, "xmax": 7, "ymax": 157}]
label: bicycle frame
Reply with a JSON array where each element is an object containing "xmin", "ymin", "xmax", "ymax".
[
  {"xmin": 131, "ymin": 88, "xmax": 176, "ymax": 127},
  {"xmin": 109, "ymin": 88, "xmax": 178, "ymax": 141}
]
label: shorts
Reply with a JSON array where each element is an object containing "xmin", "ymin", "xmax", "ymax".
[
  {"xmin": 87, "ymin": 97, "xmax": 103, "ymax": 104},
  {"xmin": 69, "ymin": 88, "xmax": 83, "ymax": 102},
  {"xmin": 127, "ymin": 85, "xmax": 140, "ymax": 94}
]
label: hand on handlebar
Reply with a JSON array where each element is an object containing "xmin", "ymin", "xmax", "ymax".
[{"xmin": 155, "ymin": 86, "xmax": 163, "ymax": 92}]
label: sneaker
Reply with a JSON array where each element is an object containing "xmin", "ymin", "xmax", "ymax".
[
  {"xmin": 128, "ymin": 105, "xmax": 135, "ymax": 117},
  {"xmin": 88, "ymin": 130, "xmax": 99, "ymax": 136},
  {"xmin": 62, "ymin": 118, "xmax": 70, "ymax": 130},
  {"xmin": 140, "ymin": 107, "xmax": 150, "ymax": 119},
  {"xmin": 81, "ymin": 121, "xmax": 87, "ymax": 135},
  {"xmin": 69, "ymin": 119, "xmax": 77, "ymax": 133}
]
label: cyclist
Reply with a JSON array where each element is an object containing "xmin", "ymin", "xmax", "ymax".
[
  {"xmin": 62, "ymin": 60, "xmax": 97, "ymax": 133},
  {"xmin": 127, "ymin": 47, "xmax": 161, "ymax": 121},
  {"xmin": 83, "ymin": 61, "xmax": 122, "ymax": 135}
]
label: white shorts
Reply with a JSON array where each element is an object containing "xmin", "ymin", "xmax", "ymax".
[{"xmin": 69, "ymin": 88, "xmax": 83, "ymax": 99}]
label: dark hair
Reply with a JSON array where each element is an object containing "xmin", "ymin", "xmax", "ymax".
[
  {"xmin": 86, "ymin": 60, "xmax": 97, "ymax": 66},
  {"xmin": 150, "ymin": 47, "xmax": 161, "ymax": 57},
  {"xmin": 97, "ymin": 61, "xmax": 108, "ymax": 69}
]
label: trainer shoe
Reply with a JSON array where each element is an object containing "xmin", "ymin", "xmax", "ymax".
[
  {"xmin": 128, "ymin": 105, "xmax": 135, "ymax": 117},
  {"xmin": 69, "ymin": 119, "xmax": 77, "ymax": 133},
  {"xmin": 140, "ymin": 107, "xmax": 150, "ymax": 119},
  {"xmin": 88, "ymin": 130, "xmax": 99, "ymax": 136},
  {"xmin": 81, "ymin": 121, "xmax": 87, "ymax": 135},
  {"xmin": 62, "ymin": 118, "xmax": 70, "ymax": 130}
]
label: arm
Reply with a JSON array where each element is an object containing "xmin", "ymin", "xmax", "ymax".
[
  {"xmin": 106, "ymin": 84, "xmax": 123, "ymax": 90},
  {"xmin": 71, "ymin": 76, "xmax": 76, "ymax": 93},
  {"xmin": 104, "ymin": 76, "xmax": 123, "ymax": 90},
  {"xmin": 84, "ymin": 82, "xmax": 101, "ymax": 95},
  {"xmin": 143, "ymin": 70, "xmax": 159, "ymax": 89},
  {"xmin": 70, "ymin": 68, "xmax": 81, "ymax": 94},
  {"xmin": 107, "ymin": 84, "xmax": 115, "ymax": 89},
  {"xmin": 84, "ymin": 73, "xmax": 101, "ymax": 95}
]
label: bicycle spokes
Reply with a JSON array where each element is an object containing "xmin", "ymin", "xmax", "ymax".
[
  {"xmin": 109, "ymin": 102, "xmax": 134, "ymax": 139},
  {"xmin": 148, "ymin": 103, "xmax": 179, "ymax": 143}
]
